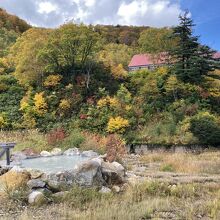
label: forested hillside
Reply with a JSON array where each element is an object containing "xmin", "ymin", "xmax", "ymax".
[
  {"xmin": 0, "ymin": 8, "xmax": 30, "ymax": 57},
  {"xmin": 0, "ymin": 9, "xmax": 219, "ymax": 147}
]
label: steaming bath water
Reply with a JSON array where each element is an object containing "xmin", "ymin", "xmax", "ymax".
[{"xmin": 21, "ymin": 155, "xmax": 89, "ymax": 173}]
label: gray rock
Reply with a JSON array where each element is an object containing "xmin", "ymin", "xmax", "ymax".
[
  {"xmin": 51, "ymin": 148, "xmax": 63, "ymax": 156},
  {"xmin": 63, "ymin": 148, "xmax": 80, "ymax": 156},
  {"xmin": 101, "ymin": 161, "xmax": 126, "ymax": 185},
  {"xmin": 27, "ymin": 179, "xmax": 46, "ymax": 189},
  {"xmin": 99, "ymin": 186, "xmax": 111, "ymax": 194},
  {"xmin": 42, "ymin": 171, "xmax": 74, "ymax": 191},
  {"xmin": 99, "ymin": 154, "xmax": 107, "ymax": 160},
  {"xmin": 26, "ymin": 169, "xmax": 44, "ymax": 179},
  {"xmin": 74, "ymin": 160, "xmax": 105, "ymax": 187},
  {"xmin": 40, "ymin": 151, "xmax": 52, "ymax": 157},
  {"xmin": 91, "ymin": 157, "xmax": 103, "ymax": 166},
  {"xmin": 81, "ymin": 150, "xmax": 99, "ymax": 158},
  {"xmin": 28, "ymin": 191, "xmax": 47, "ymax": 206}
]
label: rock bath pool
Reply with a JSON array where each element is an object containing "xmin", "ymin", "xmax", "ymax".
[{"xmin": 21, "ymin": 155, "xmax": 89, "ymax": 173}]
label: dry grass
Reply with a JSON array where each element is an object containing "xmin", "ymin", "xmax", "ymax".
[
  {"xmin": 0, "ymin": 130, "xmax": 51, "ymax": 153},
  {"xmin": 1, "ymin": 182, "xmax": 220, "ymax": 220},
  {"xmin": 140, "ymin": 151, "xmax": 220, "ymax": 174}
]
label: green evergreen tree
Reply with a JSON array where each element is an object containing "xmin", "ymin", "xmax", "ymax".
[{"xmin": 170, "ymin": 11, "xmax": 217, "ymax": 84}]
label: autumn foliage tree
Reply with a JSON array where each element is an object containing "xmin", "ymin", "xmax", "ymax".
[
  {"xmin": 139, "ymin": 28, "xmax": 176, "ymax": 54},
  {"xmin": 11, "ymin": 28, "xmax": 51, "ymax": 87}
]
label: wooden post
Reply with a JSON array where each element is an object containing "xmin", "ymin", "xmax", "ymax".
[
  {"xmin": 0, "ymin": 143, "xmax": 16, "ymax": 166},
  {"xmin": 6, "ymin": 148, "xmax": 10, "ymax": 166}
]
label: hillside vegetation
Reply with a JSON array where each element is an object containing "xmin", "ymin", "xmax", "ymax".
[
  {"xmin": 0, "ymin": 9, "xmax": 219, "ymax": 148},
  {"xmin": 0, "ymin": 8, "xmax": 30, "ymax": 58}
]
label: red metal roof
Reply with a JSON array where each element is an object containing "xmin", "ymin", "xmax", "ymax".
[
  {"xmin": 128, "ymin": 53, "xmax": 168, "ymax": 67},
  {"xmin": 213, "ymin": 52, "xmax": 220, "ymax": 59},
  {"xmin": 129, "ymin": 52, "xmax": 220, "ymax": 67}
]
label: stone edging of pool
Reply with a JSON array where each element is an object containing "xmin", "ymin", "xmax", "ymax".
[{"xmin": 0, "ymin": 148, "xmax": 126, "ymax": 206}]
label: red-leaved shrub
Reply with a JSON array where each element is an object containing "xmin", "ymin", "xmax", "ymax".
[{"xmin": 106, "ymin": 134, "xmax": 127, "ymax": 162}]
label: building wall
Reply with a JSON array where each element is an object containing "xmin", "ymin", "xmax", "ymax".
[{"xmin": 129, "ymin": 64, "xmax": 166, "ymax": 72}]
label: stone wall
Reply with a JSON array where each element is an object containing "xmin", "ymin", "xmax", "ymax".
[{"xmin": 127, "ymin": 144, "xmax": 211, "ymax": 155}]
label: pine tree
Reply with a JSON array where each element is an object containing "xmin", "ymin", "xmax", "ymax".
[{"xmin": 170, "ymin": 11, "xmax": 216, "ymax": 84}]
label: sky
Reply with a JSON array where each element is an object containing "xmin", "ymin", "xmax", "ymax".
[{"xmin": 0, "ymin": 0, "xmax": 219, "ymax": 50}]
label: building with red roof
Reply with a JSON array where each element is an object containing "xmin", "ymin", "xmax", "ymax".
[
  {"xmin": 128, "ymin": 52, "xmax": 220, "ymax": 72},
  {"xmin": 213, "ymin": 52, "xmax": 220, "ymax": 59},
  {"xmin": 128, "ymin": 53, "xmax": 169, "ymax": 72}
]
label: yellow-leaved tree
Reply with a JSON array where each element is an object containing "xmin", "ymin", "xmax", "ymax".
[
  {"xmin": 111, "ymin": 64, "xmax": 128, "ymax": 79},
  {"xmin": 10, "ymin": 28, "xmax": 51, "ymax": 87},
  {"xmin": 34, "ymin": 92, "xmax": 47, "ymax": 115}
]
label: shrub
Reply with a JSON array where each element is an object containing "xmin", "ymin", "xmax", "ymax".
[
  {"xmin": 80, "ymin": 132, "xmax": 107, "ymax": 154},
  {"xmin": 59, "ymin": 99, "xmax": 71, "ymax": 112},
  {"xmin": 20, "ymin": 113, "xmax": 37, "ymax": 129},
  {"xmin": 47, "ymin": 128, "xmax": 66, "ymax": 146},
  {"xmin": 97, "ymin": 97, "xmax": 109, "ymax": 108},
  {"xmin": 60, "ymin": 129, "xmax": 85, "ymax": 150},
  {"xmin": 43, "ymin": 74, "xmax": 62, "ymax": 87},
  {"xmin": 106, "ymin": 134, "xmax": 126, "ymax": 162},
  {"xmin": 0, "ymin": 114, "xmax": 7, "ymax": 128},
  {"xmin": 190, "ymin": 112, "xmax": 220, "ymax": 145},
  {"xmin": 160, "ymin": 164, "xmax": 175, "ymax": 172},
  {"xmin": 107, "ymin": 116, "xmax": 129, "ymax": 134}
]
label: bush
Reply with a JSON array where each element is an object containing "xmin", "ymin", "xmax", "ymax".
[
  {"xmin": 160, "ymin": 164, "xmax": 175, "ymax": 172},
  {"xmin": 107, "ymin": 116, "xmax": 129, "ymax": 134},
  {"xmin": 190, "ymin": 112, "xmax": 220, "ymax": 145},
  {"xmin": 106, "ymin": 134, "xmax": 126, "ymax": 162},
  {"xmin": 43, "ymin": 74, "xmax": 62, "ymax": 88},
  {"xmin": 47, "ymin": 128, "xmax": 66, "ymax": 146},
  {"xmin": 60, "ymin": 129, "xmax": 85, "ymax": 150},
  {"xmin": 80, "ymin": 132, "xmax": 107, "ymax": 154}
]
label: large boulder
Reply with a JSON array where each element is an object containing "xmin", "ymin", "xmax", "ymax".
[
  {"xmin": 0, "ymin": 168, "xmax": 30, "ymax": 191},
  {"xmin": 63, "ymin": 148, "xmax": 80, "ymax": 156},
  {"xmin": 28, "ymin": 191, "xmax": 47, "ymax": 206},
  {"xmin": 101, "ymin": 161, "xmax": 126, "ymax": 185},
  {"xmin": 41, "ymin": 171, "xmax": 74, "ymax": 192},
  {"xmin": 27, "ymin": 179, "xmax": 46, "ymax": 189},
  {"xmin": 74, "ymin": 160, "xmax": 105, "ymax": 187},
  {"xmin": 81, "ymin": 150, "xmax": 99, "ymax": 158},
  {"xmin": 51, "ymin": 148, "xmax": 63, "ymax": 156}
]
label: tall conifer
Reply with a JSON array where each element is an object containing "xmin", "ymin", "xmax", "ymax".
[{"xmin": 170, "ymin": 11, "xmax": 217, "ymax": 84}]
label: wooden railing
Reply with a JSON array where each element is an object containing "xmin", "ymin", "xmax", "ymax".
[{"xmin": 0, "ymin": 143, "xmax": 16, "ymax": 166}]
